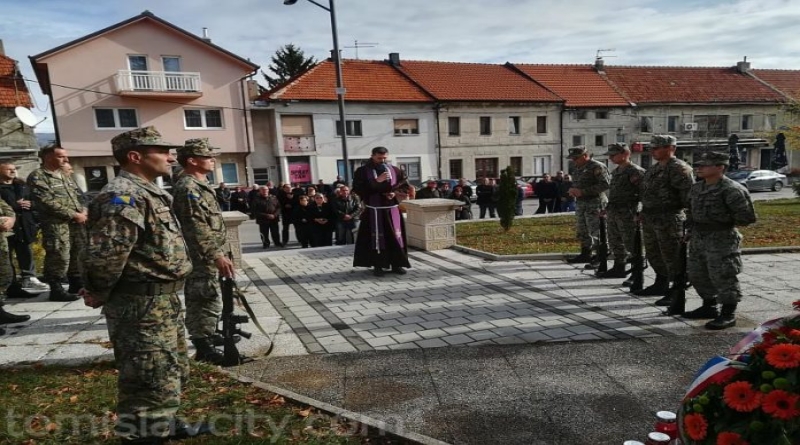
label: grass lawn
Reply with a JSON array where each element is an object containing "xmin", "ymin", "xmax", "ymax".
[
  {"xmin": 456, "ymin": 198, "xmax": 800, "ymax": 255},
  {"xmin": 0, "ymin": 362, "xmax": 410, "ymax": 444}
]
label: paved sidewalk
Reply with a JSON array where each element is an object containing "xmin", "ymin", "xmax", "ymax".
[{"xmin": 1, "ymin": 245, "xmax": 798, "ymax": 443}]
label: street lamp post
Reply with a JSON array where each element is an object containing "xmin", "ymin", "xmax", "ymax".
[{"xmin": 283, "ymin": 0, "xmax": 350, "ymax": 184}]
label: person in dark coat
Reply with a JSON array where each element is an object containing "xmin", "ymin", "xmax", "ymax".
[
  {"xmin": 277, "ymin": 183, "xmax": 296, "ymax": 246},
  {"xmin": 352, "ymin": 146, "xmax": 411, "ymax": 276},
  {"xmin": 291, "ymin": 195, "xmax": 313, "ymax": 248},
  {"xmin": 475, "ymin": 178, "xmax": 497, "ymax": 218},
  {"xmin": 250, "ymin": 186, "xmax": 282, "ymax": 248},
  {"xmin": 452, "ymin": 186, "xmax": 472, "ymax": 220},
  {"xmin": 230, "ymin": 186, "xmax": 249, "ymax": 213},
  {"xmin": 215, "ymin": 182, "xmax": 231, "ymax": 211},
  {"xmin": 332, "ymin": 185, "xmax": 361, "ymax": 245},
  {"xmin": 309, "ymin": 194, "xmax": 334, "ymax": 247},
  {"xmin": 535, "ymin": 174, "xmax": 559, "ymax": 214}
]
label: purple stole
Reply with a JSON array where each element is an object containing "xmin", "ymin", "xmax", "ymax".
[{"xmin": 364, "ymin": 165, "xmax": 404, "ymax": 253}]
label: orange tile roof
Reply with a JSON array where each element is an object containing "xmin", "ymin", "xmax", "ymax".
[
  {"xmin": 511, "ymin": 64, "xmax": 629, "ymax": 107},
  {"xmin": 396, "ymin": 60, "xmax": 562, "ymax": 102},
  {"xmin": 0, "ymin": 55, "xmax": 32, "ymax": 108},
  {"xmin": 267, "ymin": 59, "xmax": 433, "ymax": 102},
  {"xmin": 603, "ymin": 66, "xmax": 784, "ymax": 104},
  {"xmin": 751, "ymin": 69, "xmax": 800, "ymax": 100}
]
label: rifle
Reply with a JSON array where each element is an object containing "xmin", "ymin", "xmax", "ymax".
[
  {"xmin": 628, "ymin": 213, "xmax": 645, "ymax": 292},
  {"xmin": 594, "ymin": 210, "xmax": 608, "ymax": 275},
  {"xmin": 664, "ymin": 223, "xmax": 688, "ymax": 316},
  {"xmin": 219, "ymin": 276, "xmax": 252, "ymax": 366}
]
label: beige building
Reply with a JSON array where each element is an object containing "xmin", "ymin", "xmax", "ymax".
[{"xmin": 30, "ymin": 11, "xmax": 259, "ymax": 191}]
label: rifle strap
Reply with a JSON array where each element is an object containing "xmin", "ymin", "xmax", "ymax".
[{"xmin": 231, "ymin": 282, "xmax": 271, "ymax": 338}]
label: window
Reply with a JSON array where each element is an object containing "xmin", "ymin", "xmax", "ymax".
[
  {"xmin": 616, "ymin": 133, "xmax": 626, "ymax": 143},
  {"xmin": 162, "ymin": 56, "xmax": 181, "ymax": 72},
  {"xmin": 448, "ymin": 116, "xmax": 460, "ymax": 136},
  {"xmin": 536, "ymin": 116, "xmax": 547, "ymax": 134},
  {"xmin": 94, "ymin": 108, "xmax": 138, "ymax": 129},
  {"xmin": 741, "ymin": 115, "xmax": 753, "ymax": 131},
  {"xmin": 508, "ymin": 116, "xmax": 521, "ymax": 135},
  {"xmin": 640, "ymin": 116, "xmax": 654, "ymax": 133},
  {"xmin": 475, "ymin": 158, "xmax": 498, "ymax": 178},
  {"xmin": 221, "ymin": 163, "xmax": 239, "ymax": 184},
  {"xmin": 395, "ymin": 157, "xmax": 421, "ymax": 183},
  {"xmin": 335, "ymin": 120, "xmax": 363, "ymax": 136},
  {"xmin": 128, "ymin": 55, "xmax": 150, "ymax": 89},
  {"xmin": 393, "ymin": 119, "xmax": 419, "ymax": 135},
  {"xmin": 576, "ymin": 110, "xmax": 587, "ymax": 120},
  {"xmin": 449, "ymin": 159, "xmax": 463, "ymax": 179},
  {"xmin": 532, "ymin": 156, "xmax": 551, "ymax": 175},
  {"xmin": 765, "ymin": 114, "xmax": 777, "ymax": 131},
  {"xmin": 128, "ymin": 55, "xmax": 148, "ymax": 71},
  {"xmin": 595, "ymin": 111, "xmax": 609, "ymax": 119},
  {"xmin": 509, "ymin": 157, "xmax": 522, "ymax": 176},
  {"xmin": 281, "ymin": 115, "xmax": 313, "ymax": 136},
  {"xmin": 572, "ymin": 135, "xmax": 584, "ymax": 146},
  {"xmin": 668, "ymin": 116, "xmax": 679, "ymax": 133},
  {"xmin": 595, "ymin": 134, "xmax": 606, "ymax": 147},
  {"xmin": 252, "ymin": 168, "xmax": 270, "ymax": 185},
  {"xmin": 695, "ymin": 115, "xmax": 729, "ymax": 138},
  {"xmin": 479, "ymin": 116, "xmax": 491, "ymax": 135},
  {"xmin": 184, "ymin": 109, "xmax": 223, "ymax": 129}
]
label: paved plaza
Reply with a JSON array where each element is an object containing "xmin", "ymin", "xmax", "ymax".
[{"xmin": 1, "ymin": 225, "xmax": 799, "ymax": 443}]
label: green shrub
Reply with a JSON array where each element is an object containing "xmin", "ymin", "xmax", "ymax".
[{"xmin": 497, "ymin": 166, "xmax": 518, "ymax": 232}]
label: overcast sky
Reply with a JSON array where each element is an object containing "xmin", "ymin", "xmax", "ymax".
[{"xmin": 3, "ymin": 0, "xmax": 800, "ymax": 132}]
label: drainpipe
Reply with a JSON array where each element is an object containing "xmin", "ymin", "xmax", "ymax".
[
  {"xmin": 239, "ymin": 72, "xmax": 256, "ymax": 185},
  {"xmin": 434, "ymin": 103, "xmax": 442, "ymax": 179},
  {"xmin": 559, "ymin": 108, "xmax": 566, "ymax": 171}
]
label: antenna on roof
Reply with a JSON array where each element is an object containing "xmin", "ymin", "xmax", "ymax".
[
  {"xmin": 344, "ymin": 40, "xmax": 379, "ymax": 59},
  {"xmin": 596, "ymin": 48, "xmax": 617, "ymax": 59}
]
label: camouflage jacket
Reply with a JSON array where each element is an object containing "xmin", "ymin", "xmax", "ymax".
[
  {"xmin": 83, "ymin": 170, "xmax": 192, "ymax": 302},
  {"xmin": 27, "ymin": 168, "xmax": 84, "ymax": 223},
  {"xmin": 0, "ymin": 199, "xmax": 14, "ymax": 252},
  {"xmin": 573, "ymin": 159, "xmax": 610, "ymax": 202},
  {"xmin": 687, "ymin": 176, "xmax": 757, "ymax": 229},
  {"xmin": 607, "ymin": 162, "xmax": 645, "ymax": 208},
  {"xmin": 171, "ymin": 173, "xmax": 229, "ymax": 272},
  {"xmin": 640, "ymin": 157, "xmax": 694, "ymax": 214}
]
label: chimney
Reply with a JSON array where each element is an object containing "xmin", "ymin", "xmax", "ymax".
[
  {"xmin": 736, "ymin": 56, "xmax": 751, "ymax": 74},
  {"xmin": 201, "ymin": 27, "xmax": 211, "ymax": 43},
  {"xmin": 388, "ymin": 52, "xmax": 400, "ymax": 66},
  {"xmin": 594, "ymin": 56, "xmax": 605, "ymax": 73},
  {"xmin": 0, "ymin": 39, "xmax": 5, "ymax": 56}
]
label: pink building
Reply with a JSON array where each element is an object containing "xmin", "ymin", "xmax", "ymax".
[{"xmin": 30, "ymin": 11, "xmax": 259, "ymax": 191}]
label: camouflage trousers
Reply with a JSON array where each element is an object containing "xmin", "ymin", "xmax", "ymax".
[
  {"xmin": 606, "ymin": 206, "xmax": 637, "ymax": 263},
  {"xmin": 103, "ymin": 292, "xmax": 189, "ymax": 440},
  {"xmin": 40, "ymin": 221, "xmax": 86, "ymax": 282},
  {"xmin": 0, "ymin": 236, "xmax": 11, "ymax": 304},
  {"xmin": 642, "ymin": 212, "xmax": 684, "ymax": 280},
  {"xmin": 575, "ymin": 199, "xmax": 605, "ymax": 252},
  {"xmin": 688, "ymin": 229, "xmax": 743, "ymax": 305},
  {"xmin": 184, "ymin": 270, "xmax": 222, "ymax": 340}
]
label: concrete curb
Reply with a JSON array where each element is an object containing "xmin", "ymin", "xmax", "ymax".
[
  {"xmin": 451, "ymin": 244, "xmax": 800, "ymax": 261},
  {"xmin": 225, "ymin": 370, "xmax": 451, "ymax": 445}
]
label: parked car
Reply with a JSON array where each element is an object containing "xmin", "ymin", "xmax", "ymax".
[
  {"xmin": 517, "ymin": 180, "xmax": 534, "ymax": 198},
  {"xmin": 725, "ymin": 169, "xmax": 787, "ymax": 192}
]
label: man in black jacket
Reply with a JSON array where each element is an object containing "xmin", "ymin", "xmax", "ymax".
[{"xmin": 0, "ymin": 161, "xmax": 47, "ymax": 297}]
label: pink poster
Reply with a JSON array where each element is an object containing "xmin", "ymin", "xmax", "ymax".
[{"xmin": 289, "ymin": 163, "xmax": 311, "ymax": 183}]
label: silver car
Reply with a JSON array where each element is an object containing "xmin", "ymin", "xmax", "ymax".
[{"xmin": 726, "ymin": 169, "xmax": 787, "ymax": 192}]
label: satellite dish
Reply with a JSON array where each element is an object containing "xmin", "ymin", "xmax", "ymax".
[{"xmin": 14, "ymin": 107, "xmax": 38, "ymax": 127}]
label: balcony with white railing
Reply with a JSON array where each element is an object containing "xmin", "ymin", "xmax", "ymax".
[{"xmin": 115, "ymin": 70, "xmax": 203, "ymax": 97}]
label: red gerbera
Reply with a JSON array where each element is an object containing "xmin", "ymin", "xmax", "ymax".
[
  {"xmin": 684, "ymin": 412, "xmax": 708, "ymax": 441},
  {"xmin": 765, "ymin": 343, "xmax": 800, "ymax": 369},
  {"xmin": 762, "ymin": 390, "xmax": 800, "ymax": 420},
  {"xmin": 717, "ymin": 431, "xmax": 749, "ymax": 445},
  {"xmin": 723, "ymin": 381, "xmax": 762, "ymax": 412}
]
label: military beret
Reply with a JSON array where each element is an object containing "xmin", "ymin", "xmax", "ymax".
[
  {"xmin": 693, "ymin": 151, "xmax": 729, "ymax": 166},
  {"xmin": 649, "ymin": 134, "xmax": 677, "ymax": 149},
  {"xmin": 603, "ymin": 143, "xmax": 629, "ymax": 156},
  {"xmin": 111, "ymin": 126, "xmax": 180, "ymax": 154},
  {"xmin": 178, "ymin": 138, "xmax": 219, "ymax": 158},
  {"xmin": 565, "ymin": 146, "xmax": 588, "ymax": 159}
]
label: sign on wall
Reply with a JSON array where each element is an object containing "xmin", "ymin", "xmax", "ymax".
[{"xmin": 289, "ymin": 163, "xmax": 311, "ymax": 184}]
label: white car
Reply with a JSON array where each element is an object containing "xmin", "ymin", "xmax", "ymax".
[{"xmin": 726, "ymin": 169, "xmax": 787, "ymax": 192}]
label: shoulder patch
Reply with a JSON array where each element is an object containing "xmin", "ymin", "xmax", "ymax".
[
  {"xmin": 110, "ymin": 194, "xmax": 136, "ymax": 206},
  {"xmin": 187, "ymin": 192, "xmax": 200, "ymax": 201}
]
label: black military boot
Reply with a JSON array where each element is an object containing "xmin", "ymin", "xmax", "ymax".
[
  {"xmin": 683, "ymin": 300, "xmax": 719, "ymax": 320},
  {"xmin": 0, "ymin": 307, "xmax": 31, "ymax": 324},
  {"xmin": 567, "ymin": 247, "xmax": 592, "ymax": 264},
  {"xmin": 6, "ymin": 281, "xmax": 37, "ymax": 299},
  {"xmin": 632, "ymin": 274, "xmax": 669, "ymax": 296},
  {"xmin": 706, "ymin": 304, "xmax": 737, "ymax": 330},
  {"xmin": 67, "ymin": 276, "xmax": 84, "ymax": 294},
  {"xmin": 48, "ymin": 281, "xmax": 80, "ymax": 302},
  {"xmin": 192, "ymin": 338, "xmax": 227, "ymax": 365},
  {"xmin": 584, "ymin": 256, "xmax": 601, "ymax": 270},
  {"xmin": 596, "ymin": 261, "xmax": 628, "ymax": 278}
]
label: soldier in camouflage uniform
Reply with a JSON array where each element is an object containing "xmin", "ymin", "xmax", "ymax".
[
  {"xmin": 0, "ymin": 200, "xmax": 30, "ymax": 332},
  {"xmin": 596, "ymin": 143, "xmax": 645, "ymax": 278},
  {"xmin": 81, "ymin": 127, "xmax": 210, "ymax": 443},
  {"xmin": 683, "ymin": 151, "xmax": 756, "ymax": 330},
  {"xmin": 26, "ymin": 146, "xmax": 85, "ymax": 301},
  {"xmin": 565, "ymin": 146, "xmax": 610, "ymax": 267},
  {"xmin": 172, "ymin": 138, "xmax": 234, "ymax": 366},
  {"xmin": 634, "ymin": 135, "xmax": 694, "ymax": 306}
]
